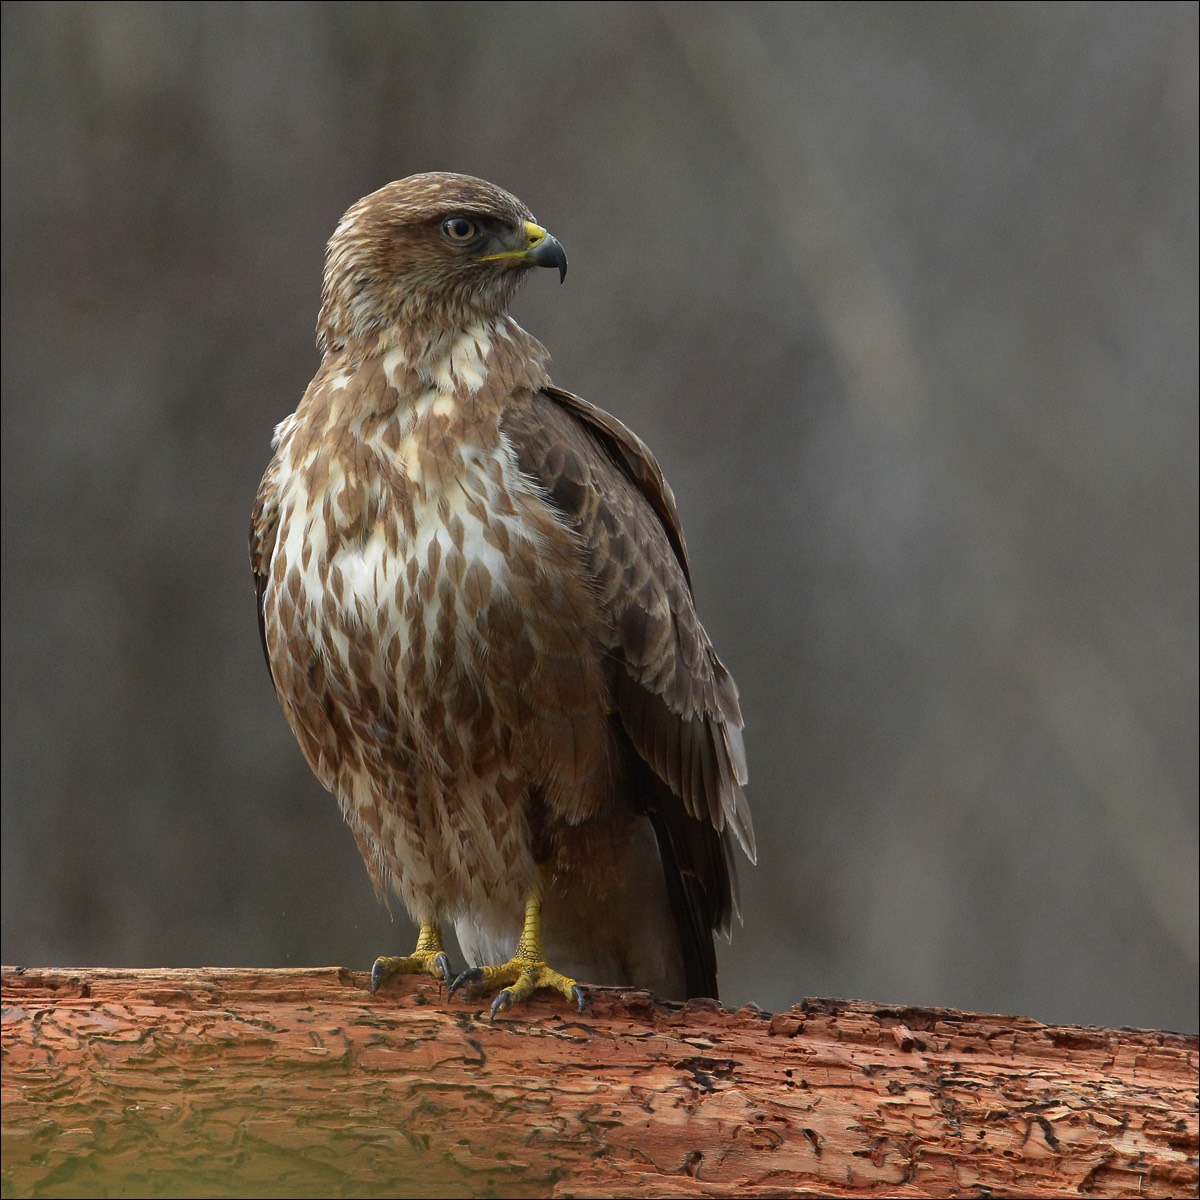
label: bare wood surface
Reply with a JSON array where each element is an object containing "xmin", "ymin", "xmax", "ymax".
[{"xmin": 2, "ymin": 966, "xmax": 1196, "ymax": 1198}]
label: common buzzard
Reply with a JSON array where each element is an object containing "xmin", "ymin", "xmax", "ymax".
[{"xmin": 250, "ymin": 173, "xmax": 754, "ymax": 1015}]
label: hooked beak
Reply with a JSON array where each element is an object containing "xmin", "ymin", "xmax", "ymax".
[{"xmin": 477, "ymin": 221, "xmax": 567, "ymax": 282}]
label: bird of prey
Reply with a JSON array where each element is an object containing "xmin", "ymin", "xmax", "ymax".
[{"xmin": 250, "ymin": 173, "xmax": 754, "ymax": 1015}]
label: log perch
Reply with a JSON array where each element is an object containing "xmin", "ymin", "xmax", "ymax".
[{"xmin": 2, "ymin": 966, "xmax": 1196, "ymax": 1198}]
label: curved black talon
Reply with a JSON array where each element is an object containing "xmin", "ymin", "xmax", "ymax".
[
  {"xmin": 571, "ymin": 984, "xmax": 587, "ymax": 1014},
  {"xmin": 449, "ymin": 966, "xmax": 483, "ymax": 998},
  {"xmin": 370, "ymin": 958, "xmax": 387, "ymax": 995},
  {"xmin": 433, "ymin": 952, "xmax": 451, "ymax": 985},
  {"xmin": 489, "ymin": 989, "xmax": 516, "ymax": 1021}
]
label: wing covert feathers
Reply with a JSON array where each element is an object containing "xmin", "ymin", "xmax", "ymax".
[
  {"xmin": 249, "ymin": 464, "xmax": 282, "ymax": 692},
  {"xmin": 503, "ymin": 389, "xmax": 756, "ymax": 972}
]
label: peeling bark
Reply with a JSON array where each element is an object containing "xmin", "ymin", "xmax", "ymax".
[{"xmin": 2, "ymin": 966, "xmax": 1196, "ymax": 1198}]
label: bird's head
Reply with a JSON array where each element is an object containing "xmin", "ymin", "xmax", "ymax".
[{"xmin": 316, "ymin": 172, "xmax": 567, "ymax": 355}]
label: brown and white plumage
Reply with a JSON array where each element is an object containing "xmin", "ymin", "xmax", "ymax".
[{"xmin": 250, "ymin": 172, "xmax": 754, "ymax": 1003}]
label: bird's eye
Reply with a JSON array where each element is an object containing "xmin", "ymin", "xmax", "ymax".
[{"xmin": 441, "ymin": 217, "xmax": 479, "ymax": 243}]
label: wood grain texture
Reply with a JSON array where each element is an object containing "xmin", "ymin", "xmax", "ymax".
[{"xmin": 2, "ymin": 966, "xmax": 1196, "ymax": 1198}]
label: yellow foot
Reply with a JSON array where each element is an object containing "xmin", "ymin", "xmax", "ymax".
[
  {"xmin": 450, "ymin": 956, "xmax": 586, "ymax": 1019},
  {"xmin": 448, "ymin": 895, "xmax": 587, "ymax": 1019},
  {"xmin": 370, "ymin": 922, "xmax": 451, "ymax": 994}
]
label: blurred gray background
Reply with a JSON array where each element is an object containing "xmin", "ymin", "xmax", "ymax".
[{"xmin": 2, "ymin": 2, "xmax": 1196, "ymax": 1034}]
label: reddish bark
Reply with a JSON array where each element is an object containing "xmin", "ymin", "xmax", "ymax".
[{"xmin": 2, "ymin": 966, "xmax": 1196, "ymax": 1198}]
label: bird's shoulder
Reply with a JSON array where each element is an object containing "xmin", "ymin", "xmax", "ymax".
[
  {"xmin": 502, "ymin": 385, "xmax": 692, "ymax": 584},
  {"xmin": 502, "ymin": 385, "xmax": 755, "ymax": 868}
]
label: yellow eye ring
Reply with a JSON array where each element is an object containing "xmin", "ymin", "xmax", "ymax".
[{"xmin": 442, "ymin": 216, "xmax": 478, "ymax": 243}]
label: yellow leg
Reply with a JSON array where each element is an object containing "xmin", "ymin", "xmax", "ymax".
[
  {"xmin": 370, "ymin": 922, "xmax": 451, "ymax": 994},
  {"xmin": 449, "ymin": 895, "xmax": 586, "ymax": 1019}
]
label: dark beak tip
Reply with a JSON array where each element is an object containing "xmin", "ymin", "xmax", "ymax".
[{"xmin": 529, "ymin": 233, "xmax": 567, "ymax": 283}]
